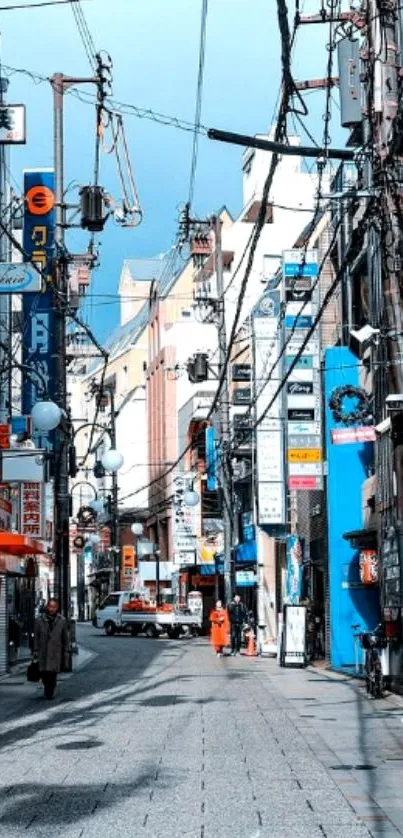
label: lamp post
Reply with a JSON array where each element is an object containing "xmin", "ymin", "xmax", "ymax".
[{"xmin": 73, "ymin": 400, "xmax": 123, "ymax": 595}]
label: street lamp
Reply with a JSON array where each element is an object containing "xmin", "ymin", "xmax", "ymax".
[
  {"xmin": 131, "ymin": 522, "xmax": 144, "ymax": 536},
  {"xmin": 101, "ymin": 448, "xmax": 124, "ymax": 472},
  {"xmin": 89, "ymin": 498, "xmax": 105, "ymax": 515},
  {"xmin": 31, "ymin": 400, "xmax": 62, "ymax": 432},
  {"xmin": 184, "ymin": 489, "xmax": 200, "ymax": 507}
]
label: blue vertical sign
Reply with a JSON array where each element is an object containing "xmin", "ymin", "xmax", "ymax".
[
  {"xmin": 22, "ymin": 170, "xmax": 56, "ymax": 446},
  {"xmin": 206, "ymin": 426, "xmax": 217, "ymax": 491}
]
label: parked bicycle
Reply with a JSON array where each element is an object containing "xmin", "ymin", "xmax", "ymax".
[{"xmin": 360, "ymin": 624, "xmax": 388, "ymax": 699}]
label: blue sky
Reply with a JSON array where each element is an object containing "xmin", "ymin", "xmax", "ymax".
[{"xmin": 1, "ymin": 0, "xmax": 344, "ymax": 340}]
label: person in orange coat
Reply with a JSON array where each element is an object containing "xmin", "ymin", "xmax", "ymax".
[{"xmin": 209, "ymin": 600, "xmax": 230, "ymax": 657}]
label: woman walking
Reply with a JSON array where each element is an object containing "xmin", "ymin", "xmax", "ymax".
[{"xmin": 209, "ymin": 600, "xmax": 230, "ymax": 657}]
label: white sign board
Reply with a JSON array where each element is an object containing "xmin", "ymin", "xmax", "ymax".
[
  {"xmin": 0, "ymin": 105, "xmax": 26, "ymax": 144},
  {"xmin": 173, "ymin": 551, "xmax": 196, "ymax": 566},
  {"xmin": 0, "ymin": 263, "xmax": 41, "ymax": 293},
  {"xmin": 172, "ymin": 472, "xmax": 198, "ymax": 555},
  {"xmin": 288, "ymin": 462, "xmax": 323, "ymax": 476},
  {"xmin": 283, "ymin": 605, "xmax": 306, "ymax": 666},
  {"xmin": 256, "ymin": 430, "xmax": 283, "ymax": 481},
  {"xmin": 1, "ymin": 449, "xmax": 45, "ymax": 482},
  {"xmin": 254, "ymin": 289, "xmax": 286, "ymax": 526},
  {"xmin": 258, "ymin": 482, "xmax": 285, "ymax": 525}
]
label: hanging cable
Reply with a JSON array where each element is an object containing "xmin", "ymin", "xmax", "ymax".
[
  {"xmin": 69, "ymin": 0, "xmax": 97, "ymax": 70},
  {"xmin": 188, "ymin": 0, "xmax": 209, "ymax": 209}
]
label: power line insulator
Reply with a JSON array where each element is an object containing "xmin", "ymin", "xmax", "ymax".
[{"xmin": 80, "ymin": 185, "xmax": 107, "ymax": 232}]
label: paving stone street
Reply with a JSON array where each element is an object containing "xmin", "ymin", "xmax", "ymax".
[{"xmin": 1, "ymin": 625, "xmax": 403, "ymax": 838}]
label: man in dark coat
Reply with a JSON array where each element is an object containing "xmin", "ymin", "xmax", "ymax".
[
  {"xmin": 228, "ymin": 594, "xmax": 248, "ymax": 656},
  {"xmin": 33, "ymin": 599, "xmax": 69, "ymax": 699}
]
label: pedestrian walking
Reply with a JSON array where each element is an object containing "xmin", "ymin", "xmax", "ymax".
[
  {"xmin": 228, "ymin": 594, "xmax": 248, "ymax": 656},
  {"xmin": 209, "ymin": 600, "xmax": 230, "ymax": 657},
  {"xmin": 33, "ymin": 598, "xmax": 69, "ymax": 699}
]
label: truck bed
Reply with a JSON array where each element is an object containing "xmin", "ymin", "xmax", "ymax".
[{"xmin": 120, "ymin": 610, "xmax": 202, "ymax": 627}]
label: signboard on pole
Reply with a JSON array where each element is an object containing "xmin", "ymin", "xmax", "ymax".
[
  {"xmin": 121, "ymin": 545, "xmax": 136, "ymax": 590},
  {"xmin": 253, "ymin": 289, "xmax": 286, "ymax": 527},
  {"xmin": 331, "ymin": 427, "xmax": 376, "ymax": 445},
  {"xmin": 172, "ymin": 471, "xmax": 198, "ymax": 565},
  {"xmin": 20, "ymin": 481, "xmax": 44, "ymax": 539},
  {"xmin": 22, "ymin": 170, "xmax": 56, "ymax": 448},
  {"xmin": 0, "ymin": 263, "xmax": 42, "ymax": 293},
  {"xmin": 283, "ymin": 248, "xmax": 323, "ymax": 492},
  {"xmin": 0, "ymin": 105, "xmax": 26, "ymax": 144}
]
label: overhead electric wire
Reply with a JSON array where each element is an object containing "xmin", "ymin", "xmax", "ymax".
[
  {"xmin": 0, "ymin": 0, "xmax": 92, "ymax": 8},
  {"xmin": 69, "ymin": 0, "xmax": 97, "ymax": 69},
  {"xmin": 206, "ymin": 0, "xmax": 295, "ymax": 426},
  {"xmin": 188, "ymin": 0, "xmax": 209, "ymax": 208},
  {"xmin": 232, "ymin": 9, "xmax": 339, "ymax": 443}
]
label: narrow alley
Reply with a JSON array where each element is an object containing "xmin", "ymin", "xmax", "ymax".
[{"xmin": 1, "ymin": 627, "xmax": 403, "ymax": 838}]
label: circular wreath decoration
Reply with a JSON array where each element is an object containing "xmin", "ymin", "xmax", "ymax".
[
  {"xmin": 77, "ymin": 505, "xmax": 96, "ymax": 526},
  {"xmin": 329, "ymin": 385, "xmax": 372, "ymax": 426}
]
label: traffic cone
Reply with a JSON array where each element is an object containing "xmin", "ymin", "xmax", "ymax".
[{"xmin": 245, "ymin": 628, "xmax": 257, "ymax": 656}]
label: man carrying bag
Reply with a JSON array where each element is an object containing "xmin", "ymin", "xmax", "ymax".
[{"xmin": 32, "ymin": 598, "xmax": 69, "ymax": 699}]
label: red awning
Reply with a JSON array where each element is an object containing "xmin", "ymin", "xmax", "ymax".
[{"xmin": 0, "ymin": 532, "xmax": 44, "ymax": 556}]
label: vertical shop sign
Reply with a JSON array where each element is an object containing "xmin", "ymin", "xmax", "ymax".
[
  {"xmin": 253, "ymin": 289, "xmax": 286, "ymax": 526},
  {"xmin": 205, "ymin": 426, "xmax": 217, "ymax": 491},
  {"xmin": 20, "ymin": 481, "xmax": 44, "ymax": 539},
  {"xmin": 121, "ymin": 545, "xmax": 136, "ymax": 591},
  {"xmin": 285, "ymin": 535, "xmax": 303, "ymax": 604},
  {"xmin": 22, "ymin": 170, "xmax": 56, "ymax": 448}
]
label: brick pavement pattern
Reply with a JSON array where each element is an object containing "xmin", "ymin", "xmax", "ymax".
[{"xmin": 0, "ymin": 626, "xmax": 403, "ymax": 838}]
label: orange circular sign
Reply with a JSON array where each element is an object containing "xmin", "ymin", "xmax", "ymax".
[{"xmin": 25, "ymin": 185, "xmax": 55, "ymax": 216}]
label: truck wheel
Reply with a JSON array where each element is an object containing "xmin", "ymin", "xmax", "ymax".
[
  {"xmin": 104, "ymin": 621, "xmax": 116, "ymax": 637},
  {"xmin": 145, "ymin": 624, "xmax": 157, "ymax": 638}
]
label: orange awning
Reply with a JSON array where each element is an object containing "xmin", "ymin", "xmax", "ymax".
[{"xmin": 0, "ymin": 532, "xmax": 45, "ymax": 556}]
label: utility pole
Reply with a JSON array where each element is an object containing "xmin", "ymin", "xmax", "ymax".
[
  {"xmin": 50, "ymin": 68, "xmax": 104, "ymax": 619},
  {"xmin": 108, "ymin": 386, "xmax": 120, "ymax": 591},
  {"xmin": 0, "ymin": 70, "xmax": 9, "ymax": 425},
  {"xmin": 52, "ymin": 73, "xmax": 70, "ymax": 619},
  {"xmin": 213, "ymin": 216, "xmax": 233, "ymax": 604},
  {"xmin": 185, "ymin": 212, "xmax": 234, "ymax": 603}
]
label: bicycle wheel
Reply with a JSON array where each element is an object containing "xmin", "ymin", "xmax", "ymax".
[
  {"xmin": 372, "ymin": 657, "xmax": 383, "ymax": 699},
  {"xmin": 365, "ymin": 652, "xmax": 372, "ymax": 694}
]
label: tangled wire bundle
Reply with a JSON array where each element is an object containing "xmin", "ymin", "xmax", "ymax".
[{"xmin": 329, "ymin": 385, "xmax": 372, "ymax": 426}]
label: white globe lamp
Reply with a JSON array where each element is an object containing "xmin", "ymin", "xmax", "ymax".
[
  {"xmin": 184, "ymin": 489, "xmax": 199, "ymax": 507},
  {"xmin": 31, "ymin": 400, "xmax": 62, "ymax": 432},
  {"xmin": 131, "ymin": 522, "xmax": 144, "ymax": 536},
  {"xmin": 101, "ymin": 449, "xmax": 124, "ymax": 472}
]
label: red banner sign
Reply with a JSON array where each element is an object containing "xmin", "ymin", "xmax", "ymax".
[{"xmin": 331, "ymin": 427, "xmax": 376, "ymax": 445}]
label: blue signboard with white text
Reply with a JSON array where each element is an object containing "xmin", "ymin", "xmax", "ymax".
[
  {"xmin": 22, "ymin": 170, "xmax": 56, "ymax": 446},
  {"xmin": 206, "ymin": 425, "xmax": 217, "ymax": 491}
]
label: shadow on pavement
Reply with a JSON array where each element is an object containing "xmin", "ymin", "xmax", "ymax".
[{"xmin": 0, "ymin": 774, "xmax": 162, "ymax": 828}]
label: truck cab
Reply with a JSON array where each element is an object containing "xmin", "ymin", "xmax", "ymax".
[{"xmin": 95, "ymin": 591, "xmax": 129, "ymax": 635}]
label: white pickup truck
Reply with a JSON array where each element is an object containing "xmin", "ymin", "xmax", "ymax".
[{"xmin": 94, "ymin": 591, "xmax": 202, "ymax": 638}]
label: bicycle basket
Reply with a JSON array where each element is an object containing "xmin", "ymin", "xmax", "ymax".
[
  {"xmin": 361, "ymin": 632, "xmax": 387, "ymax": 649},
  {"xmin": 361, "ymin": 633, "xmax": 373, "ymax": 649}
]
